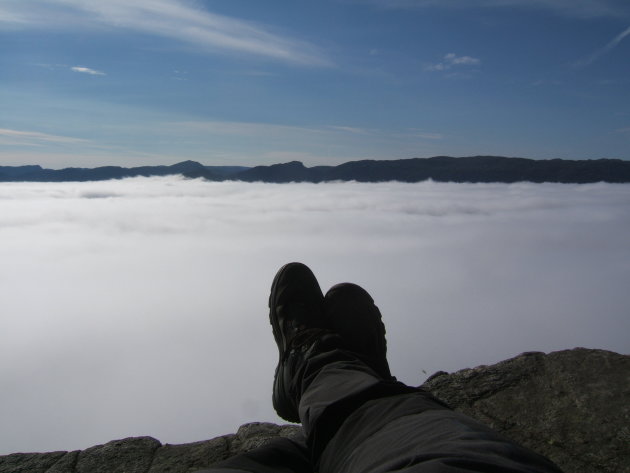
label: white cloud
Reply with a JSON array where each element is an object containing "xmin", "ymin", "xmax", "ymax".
[
  {"xmin": 0, "ymin": 128, "xmax": 88, "ymax": 146},
  {"xmin": 0, "ymin": 0, "xmax": 330, "ymax": 66},
  {"xmin": 574, "ymin": 25, "xmax": 630, "ymax": 67},
  {"xmin": 445, "ymin": 53, "xmax": 480, "ymax": 65},
  {"xmin": 426, "ymin": 53, "xmax": 481, "ymax": 72},
  {"xmin": 71, "ymin": 66, "xmax": 106, "ymax": 75},
  {"xmin": 328, "ymin": 125, "xmax": 371, "ymax": 135},
  {"xmin": 612, "ymin": 25, "xmax": 630, "ymax": 44},
  {"xmin": 0, "ymin": 6, "xmax": 32, "ymax": 26},
  {"xmin": 1, "ymin": 178, "xmax": 628, "ymax": 455}
]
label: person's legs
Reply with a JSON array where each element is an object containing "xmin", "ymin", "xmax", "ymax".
[
  {"xmin": 271, "ymin": 263, "xmax": 563, "ymax": 473},
  {"xmin": 197, "ymin": 262, "xmax": 563, "ymax": 473}
]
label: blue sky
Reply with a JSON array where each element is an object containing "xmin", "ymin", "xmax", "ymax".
[{"xmin": 1, "ymin": 0, "xmax": 629, "ymax": 168}]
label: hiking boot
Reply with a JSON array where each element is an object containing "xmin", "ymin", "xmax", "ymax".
[
  {"xmin": 269, "ymin": 262, "xmax": 330, "ymax": 423},
  {"xmin": 324, "ymin": 282, "xmax": 393, "ymax": 380}
]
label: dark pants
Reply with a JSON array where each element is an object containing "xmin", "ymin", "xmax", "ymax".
[{"xmin": 197, "ymin": 347, "xmax": 563, "ymax": 473}]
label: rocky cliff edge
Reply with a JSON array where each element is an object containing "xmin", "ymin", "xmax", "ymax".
[{"xmin": 1, "ymin": 348, "xmax": 628, "ymax": 473}]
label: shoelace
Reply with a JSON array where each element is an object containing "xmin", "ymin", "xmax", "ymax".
[{"xmin": 288, "ymin": 327, "xmax": 331, "ymax": 349}]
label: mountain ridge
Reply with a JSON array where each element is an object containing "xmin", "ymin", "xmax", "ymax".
[{"xmin": 2, "ymin": 156, "xmax": 630, "ymax": 183}]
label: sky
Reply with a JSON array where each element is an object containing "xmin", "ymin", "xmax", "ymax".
[
  {"xmin": 1, "ymin": 178, "xmax": 629, "ymax": 455},
  {"xmin": 1, "ymin": 0, "xmax": 630, "ymax": 168}
]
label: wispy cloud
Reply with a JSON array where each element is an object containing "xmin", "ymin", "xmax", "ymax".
[
  {"xmin": 426, "ymin": 53, "xmax": 481, "ymax": 72},
  {"xmin": 355, "ymin": 0, "xmax": 630, "ymax": 19},
  {"xmin": 172, "ymin": 120, "xmax": 325, "ymax": 137},
  {"xmin": 0, "ymin": 128, "xmax": 88, "ymax": 146},
  {"xmin": 574, "ymin": 25, "xmax": 630, "ymax": 67},
  {"xmin": 71, "ymin": 66, "xmax": 106, "ymax": 76},
  {"xmin": 404, "ymin": 130, "xmax": 444, "ymax": 140},
  {"xmin": 0, "ymin": 6, "xmax": 32, "ymax": 26},
  {"xmin": 175, "ymin": 120, "xmax": 443, "ymax": 143},
  {"xmin": 328, "ymin": 125, "xmax": 371, "ymax": 135},
  {"xmin": 0, "ymin": 0, "xmax": 330, "ymax": 66},
  {"xmin": 327, "ymin": 125, "xmax": 444, "ymax": 141}
]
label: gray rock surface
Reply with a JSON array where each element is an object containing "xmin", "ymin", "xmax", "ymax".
[
  {"xmin": 75, "ymin": 437, "xmax": 160, "ymax": 473},
  {"xmin": 1, "ymin": 348, "xmax": 627, "ymax": 473},
  {"xmin": 422, "ymin": 348, "xmax": 629, "ymax": 473},
  {"xmin": 0, "ymin": 423, "xmax": 302, "ymax": 473}
]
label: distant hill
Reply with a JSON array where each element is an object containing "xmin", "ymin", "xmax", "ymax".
[
  {"xmin": 1, "ymin": 156, "xmax": 629, "ymax": 183},
  {"xmin": 229, "ymin": 156, "xmax": 630, "ymax": 183},
  {"xmin": 0, "ymin": 161, "xmax": 247, "ymax": 182}
]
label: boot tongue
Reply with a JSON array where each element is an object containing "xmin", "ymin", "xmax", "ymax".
[{"xmin": 279, "ymin": 299, "xmax": 325, "ymax": 329}]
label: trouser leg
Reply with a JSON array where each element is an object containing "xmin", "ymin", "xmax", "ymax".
[
  {"xmin": 298, "ymin": 353, "xmax": 563, "ymax": 473},
  {"xmin": 298, "ymin": 283, "xmax": 563, "ymax": 472}
]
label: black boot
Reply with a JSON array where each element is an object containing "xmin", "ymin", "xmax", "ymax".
[
  {"xmin": 269, "ymin": 262, "xmax": 332, "ymax": 423},
  {"xmin": 324, "ymin": 282, "xmax": 393, "ymax": 380}
]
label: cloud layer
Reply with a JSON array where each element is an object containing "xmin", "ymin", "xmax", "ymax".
[{"xmin": 1, "ymin": 178, "xmax": 629, "ymax": 455}]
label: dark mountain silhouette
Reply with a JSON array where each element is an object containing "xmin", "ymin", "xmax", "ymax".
[
  {"xmin": 233, "ymin": 156, "xmax": 630, "ymax": 183},
  {"xmin": 0, "ymin": 165, "xmax": 44, "ymax": 178},
  {"xmin": 0, "ymin": 160, "xmax": 211, "ymax": 182},
  {"xmin": 1, "ymin": 156, "xmax": 629, "ymax": 183}
]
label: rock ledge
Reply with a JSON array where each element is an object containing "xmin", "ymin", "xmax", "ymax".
[{"xmin": 1, "ymin": 348, "xmax": 627, "ymax": 473}]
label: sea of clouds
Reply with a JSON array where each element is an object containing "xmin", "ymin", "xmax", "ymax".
[{"xmin": 1, "ymin": 177, "xmax": 629, "ymax": 455}]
